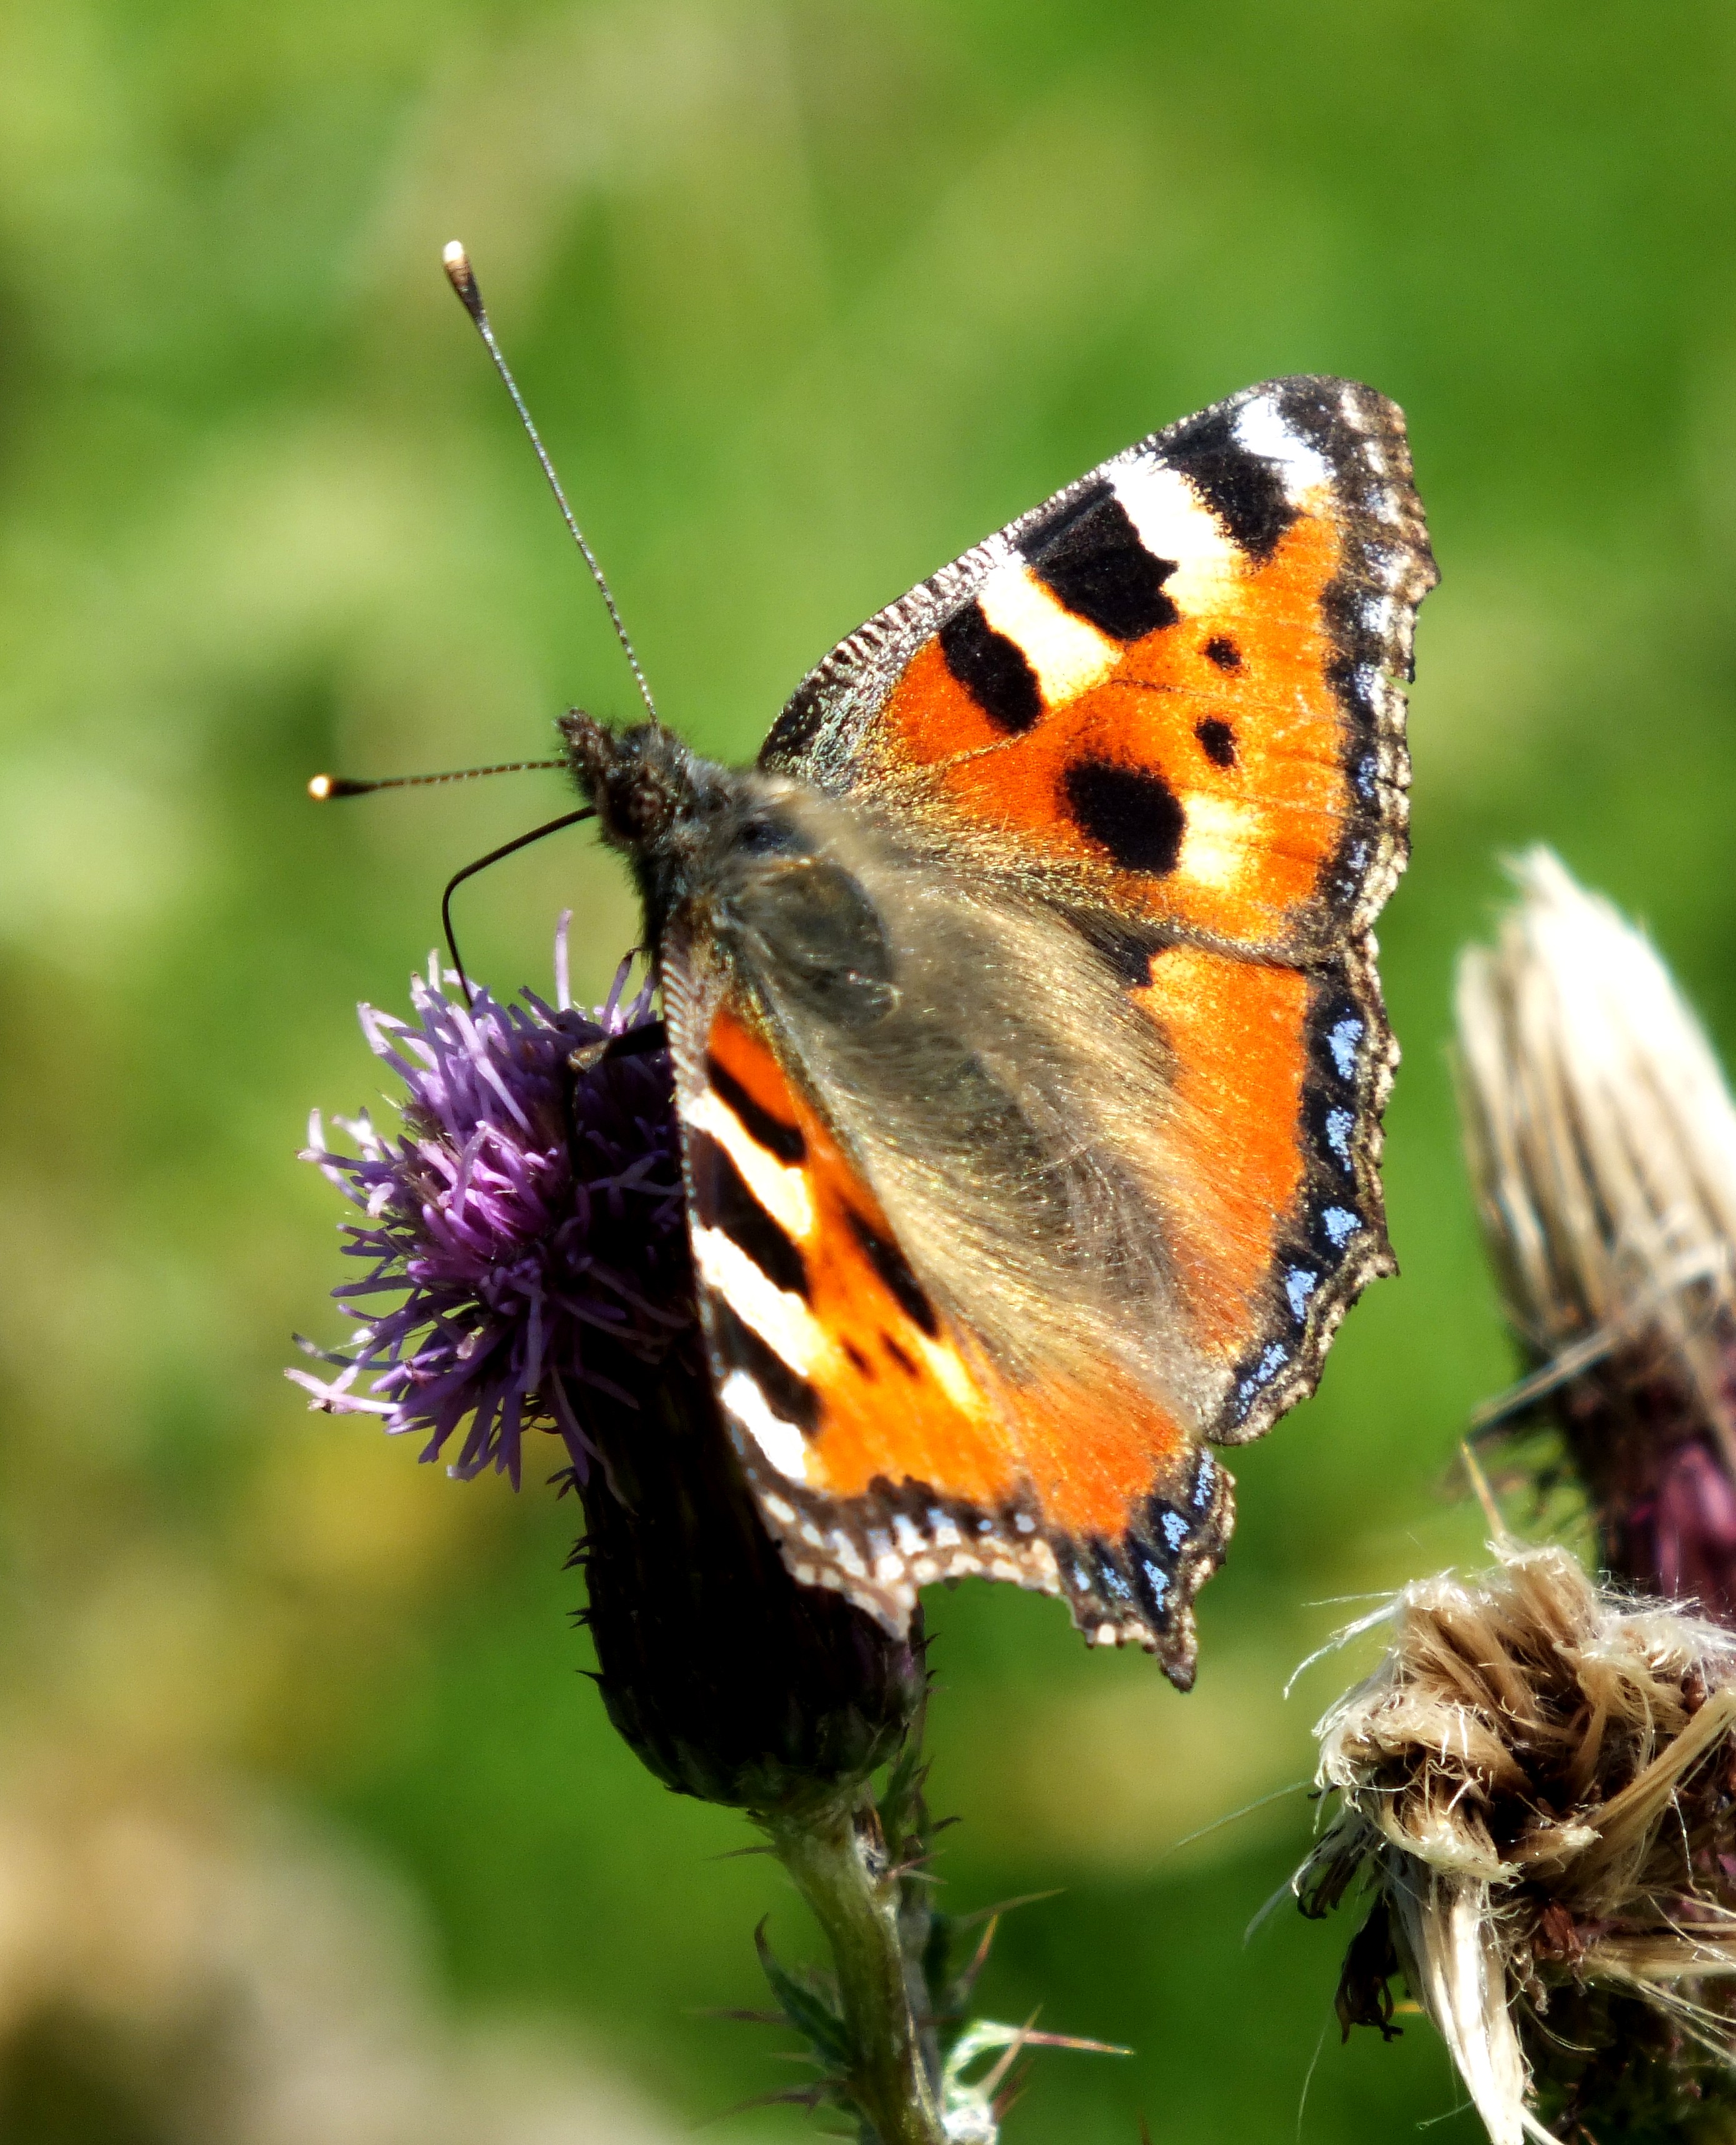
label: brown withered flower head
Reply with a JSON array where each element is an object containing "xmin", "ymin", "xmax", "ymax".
[
  {"xmin": 1297, "ymin": 1544, "xmax": 1736, "ymax": 2145},
  {"xmin": 1298, "ymin": 853, "xmax": 1736, "ymax": 2144}
]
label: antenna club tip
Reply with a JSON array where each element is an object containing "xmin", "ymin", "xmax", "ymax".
[
  {"xmin": 307, "ymin": 772, "xmax": 336, "ymax": 801},
  {"xmin": 441, "ymin": 241, "xmax": 482, "ymax": 314}
]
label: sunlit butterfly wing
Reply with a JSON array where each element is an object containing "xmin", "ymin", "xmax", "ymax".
[
  {"xmin": 674, "ymin": 376, "xmax": 1434, "ymax": 1682},
  {"xmin": 662, "ymin": 951, "xmax": 1232, "ymax": 1680}
]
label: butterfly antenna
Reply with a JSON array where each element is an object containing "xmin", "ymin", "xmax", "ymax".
[
  {"xmin": 307, "ymin": 758, "xmax": 567, "ymax": 801},
  {"xmin": 441, "ymin": 240, "xmax": 661, "ymax": 730}
]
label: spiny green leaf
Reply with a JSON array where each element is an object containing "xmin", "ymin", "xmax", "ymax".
[{"xmin": 755, "ymin": 1919, "xmax": 855, "ymax": 2069}]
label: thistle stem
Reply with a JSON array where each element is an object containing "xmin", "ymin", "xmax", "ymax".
[{"xmin": 764, "ymin": 1794, "xmax": 946, "ymax": 2145}]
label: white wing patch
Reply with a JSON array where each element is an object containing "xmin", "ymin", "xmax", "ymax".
[
  {"xmin": 1111, "ymin": 459, "xmax": 1243, "ymax": 615},
  {"xmin": 1179, "ymin": 794, "xmax": 1261, "ymax": 888},
  {"xmin": 1233, "ymin": 394, "xmax": 1332, "ymax": 498},
  {"xmin": 719, "ymin": 1368, "xmax": 810, "ymax": 1481},
  {"xmin": 681, "ymin": 1084, "xmax": 816, "ymax": 1239},
  {"xmin": 977, "ymin": 558, "xmax": 1118, "ymax": 705},
  {"xmin": 692, "ymin": 1224, "xmax": 826, "ymax": 1376}
]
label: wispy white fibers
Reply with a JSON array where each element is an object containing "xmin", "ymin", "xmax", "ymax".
[
  {"xmin": 1457, "ymin": 847, "xmax": 1736, "ymax": 1466},
  {"xmin": 1297, "ymin": 1547, "xmax": 1736, "ymax": 2145}
]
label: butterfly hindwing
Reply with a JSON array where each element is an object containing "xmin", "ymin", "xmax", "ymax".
[
  {"xmin": 1134, "ymin": 935, "xmax": 1397, "ymax": 1444},
  {"xmin": 662, "ymin": 938, "xmax": 1234, "ymax": 1683}
]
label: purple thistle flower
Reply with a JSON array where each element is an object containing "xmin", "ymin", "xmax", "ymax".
[
  {"xmin": 293, "ymin": 912, "xmax": 922, "ymax": 1815},
  {"xmin": 289, "ymin": 918, "xmax": 692, "ymax": 1488}
]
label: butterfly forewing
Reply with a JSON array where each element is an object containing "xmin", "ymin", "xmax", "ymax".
[{"xmin": 763, "ymin": 375, "xmax": 1432, "ymax": 956}]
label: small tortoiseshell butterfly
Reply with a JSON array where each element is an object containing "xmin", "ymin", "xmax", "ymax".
[{"xmin": 565, "ymin": 376, "xmax": 1435, "ymax": 1688}]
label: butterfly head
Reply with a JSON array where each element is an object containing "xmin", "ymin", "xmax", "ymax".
[
  {"xmin": 562, "ymin": 709, "xmax": 756, "ymax": 931},
  {"xmin": 561, "ymin": 711, "xmax": 893, "ymax": 987},
  {"xmin": 561, "ymin": 711, "xmax": 696, "ymax": 844}
]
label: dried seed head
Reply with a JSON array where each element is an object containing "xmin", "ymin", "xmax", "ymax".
[
  {"xmin": 1457, "ymin": 849, "xmax": 1736, "ymax": 1611},
  {"xmin": 1297, "ymin": 1545, "xmax": 1736, "ymax": 2145}
]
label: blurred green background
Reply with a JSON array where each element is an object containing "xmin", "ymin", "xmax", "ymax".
[{"xmin": 3, "ymin": 1, "xmax": 1735, "ymax": 2138}]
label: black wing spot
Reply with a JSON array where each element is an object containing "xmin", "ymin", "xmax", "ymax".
[
  {"xmin": 1022, "ymin": 481, "xmax": 1179, "ymax": 641},
  {"xmin": 844, "ymin": 1207, "xmax": 941, "ymax": 1337},
  {"xmin": 1204, "ymin": 635, "xmax": 1240, "ymax": 671},
  {"xmin": 689, "ymin": 1131, "xmax": 811, "ymax": 1301},
  {"xmin": 882, "ymin": 1334, "xmax": 919, "ymax": 1378},
  {"xmin": 704, "ymin": 1054, "xmax": 807, "ymax": 1166},
  {"xmin": 711, "ymin": 1299, "xmax": 822, "ymax": 1434},
  {"xmin": 1195, "ymin": 717, "xmax": 1236, "ymax": 768},
  {"xmin": 1162, "ymin": 407, "xmax": 1295, "ymax": 561},
  {"xmin": 939, "ymin": 602, "xmax": 1043, "ymax": 734},
  {"xmin": 843, "ymin": 1339, "xmax": 875, "ymax": 1379},
  {"xmin": 1064, "ymin": 909, "xmax": 1172, "ymax": 988},
  {"xmin": 1064, "ymin": 758, "xmax": 1186, "ymax": 876}
]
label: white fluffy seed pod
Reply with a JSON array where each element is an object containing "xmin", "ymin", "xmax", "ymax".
[{"xmin": 1296, "ymin": 1545, "xmax": 1736, "ymax": 2145}]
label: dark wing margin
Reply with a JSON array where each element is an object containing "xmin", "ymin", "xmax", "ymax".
[{"xmin": 1218, "ymin": 938, "xmax": 1400, "ymax": 1448}]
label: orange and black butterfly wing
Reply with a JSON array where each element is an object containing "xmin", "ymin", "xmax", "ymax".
[
  {"xmin": 761, "ymin": 376, "xmax": 1432, "ymax": 1444},
  {"xmin": 1135, "ymin": 934, "xmax": 1397, "ymax": 1448},
  {"xmin": 764, "ymin": 376, "xmax": 1427, "ymax": 957},
  {"xmin": 674, "ymin": 376, "xmax": 1432, "ymax": 1682},
  {"xmin": 661, "ymin": 942, "xmax": 1234, "ymax": 1682}
]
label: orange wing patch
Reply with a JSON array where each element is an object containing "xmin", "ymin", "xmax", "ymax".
[
  {"xmin": 681, "ymin": 996, "xmax": 1230, "ymax": 1676},
  {"xmin": 763, "ymin": 377, "xmax": 1434, "ymax": 962},
  {"xmin": 1132, "ymin": 940, "xmax": 1396, "ymax": 1442},
  {"xmin": 693, "ymin": 997, "xmax": 1017, "ymax": 1512},
  {"xmin": 877, "ymin": 506, "xmax": 1352, "ymax": 956},
  {"xmin": 1140, "ymin": 947, "xmax": 1312, "ymax": 1360}
]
